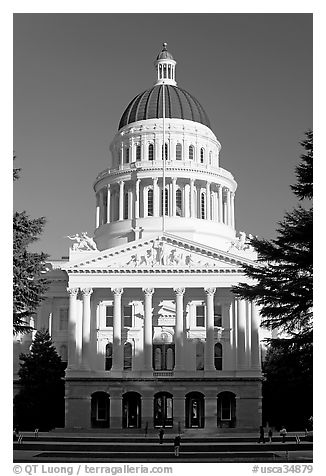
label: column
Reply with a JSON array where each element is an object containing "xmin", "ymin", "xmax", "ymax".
[
  {"xmin": 81, "ymin": 288, "xmax": 93, "ymax": 370},
  {"xmin": 143, "ymin": 288, "xmax": 154, "ymax": 371},
  {"xmin": 206, "ymin": 182, "xmax": 211, "ymax": 220},
  {"xmin": 99, "ymin": 190, "xmax": 104, "ymax": 226},
  {"xmin": 95, "ymin": 193, "xmax": 100, "ymax": 228},
  {"xmin": 223, "ymin": 189, "xmax": 227, "ymax": 224},
  {"xmin": 106, "ymin": 185, "xmax": 111, "ymax": 224},
  {"xmin": 218, "ymin": 185, "xmax": 223, "ymax": 223},
  {"xmin": 251, "ymin": 302, "xmax": 261, "ymax": 370},
  {"xmin": 118, "ymin": 181, "xmax": 124, "ymax": 221},
  {"xmin": 237, "ymin": 299, "xmax": 246, "ymax": 370},
  {"xmin": 128, "ymin": 188, "xmax": 133, "ymax": 219},
  {"xmin": 110, "ymin": 389, "xmax": 123, "ymax": 429},
  {"xmin": 184, "ymin": 183, "xmax": 190, "ymax": 218},
  {"xmin": 111, "ymin": 288, "xmax": 124, "ymax": 372},
  {"xmin": 134, "ymin": 179, "xmax": 140, "ymax": 219},
  {"xmin": 67, "ymin": 287, "xmax": 79, "ymax": 370},
  {"xmin": 120, "ymin": 145, "xmax": 124, "ymax": 167},
  {"xmin": 190, "ymin": 179, "xmax": 195, "ymax": 218},
  {"xmin": 227, "ymin": 188, "xmax": 231, "ymax": 225},
  {"xmin": 153, "ymin": 178, "xmax": 159, "ymax": 216},
  {"xmin": 174, "ymin": 288, "xmax": 185, "ymax": 371},
  {"xmin": 230, "ymin": 191, "xmax": 235, "ymax": 228},
  {"xmin": 142, "ymin": 184, "xmax": 147, "ymax": 218},
  {"xmin": 172, "ymin": 178, "xmax": 177, "ymax": 216},
  {"xmin": 205, "ymin": 288, "xmax": 216, "ymax": 371},
  {"xmin": 142, "ymin": 394, "xmax": 154, "ymax": 428}
]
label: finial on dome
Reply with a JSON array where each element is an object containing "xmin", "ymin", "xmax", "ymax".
[{"xmin": 163, "ymin": 42, "xmax": 168, "ymax": 50}]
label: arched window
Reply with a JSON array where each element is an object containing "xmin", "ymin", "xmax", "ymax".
[
  {"xmin": 136, "ymin": 145, "xmax": 141, "ymax": 161},
  {"xmin": 161, "ymin": 188, "xmax": 169, "ymax": 216},
  {"xmin": 125, "ymin": 148, "xmax": 130, "ymax": 164},
  {"xmin": 162, "ymin": 143, "xmax": 168, "ymax": 160},
  {"xmin": 124, "ymin": 342, "xmax": 132, "ymax": 370},
  {"xmin": 201, "ymin": 192, "xmax": 206, "ymax": 219},
  {"xmin": 176, "ymin": 143, "xmax": 182, "ymax": 160},
  {"xmin": 154, "ymin": 347, "xmax": 162, "ymax": 370},
  {"xmin": 124, "ymin": 192, "xmax": 129, "ymax": 219},
  {"xmin": 176, "ymin": 189, "xmax": 182, "ymax": 217},
  {"xmin": 148, "ymin": 188, "xmax": 154, "ymax": 216},
  {"xmin": 148, "ymin": 143, "xmax": 154, "ymax": 161},
  {"xmin": 196, "ymin": 341, "xmax": 204, "ymax": 370},
  {"xmin": 163, "ymin": 64, "xmax": 167, "ymax": 78},
  {"xmin": 159, "ymin": 64, "xmax": 162, "ymax": 79},
  {"xmin": 189, "ymin": 145, "xmax": 194, "ymax": 160},
  {"xmin": 200, "ymin": 148, "xmax": 205, "ymax": 163},
  {"xmin": 166, "ymin": 348, "xmax": 174, "ymax": 370},
  {"xmin": 214, "ymin": 343, "xmax": 222, "ymax": 370},
  {"xmin": 105, "ymin": 343, "xmax": 113, "ymax": 371}
]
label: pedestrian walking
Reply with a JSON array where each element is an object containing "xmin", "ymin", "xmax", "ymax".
[
  {"xmin": 34, "ymin": 427, "xmax": 39, "ymax": 439},
  {"xmin": 280, "ymin": 426, "xmax": 287, "ymax": 443},
  {"xmin": 295, "ymin": 434, "xmax": 300, "ymax": 444},
  {"xmin": 268, "ymin": 428, "xmax": 273, "ymax": 444},
  {"xmin": 258, "ymin": 425, "xmax": 265, "ymax": 443},
  {"xmin": 174, "ymin": 435, "xmax": 181, "ymax": 456},
  {"xmin": 159, "ymin": 428, "xmax": 165, "ymax": 444},
  {"xmin": 18, "ymin": 433, "xmax": 23, "ymax": 445}
]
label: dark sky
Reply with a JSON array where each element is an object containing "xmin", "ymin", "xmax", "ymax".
[{"xmin": 13, "ymin": 13, "xmax": 312, "ymax": 259}]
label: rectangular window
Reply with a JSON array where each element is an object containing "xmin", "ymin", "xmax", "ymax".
[
  {"xmin": 125, "ymin": 148, "xmax": 130, "ymax": 164},
  {"xmin": 196, "ymin": 305, "xmax": 205, "ymax": 327},
  {"xmin": 214, "ymin": 305, "xmax": 222, "ymax": 327},
  {"xmin": 124, "ymin": 305, "xmax": 132, "ymax": 327},
  {"xmin": 106, "ymin": 305, "xmax": 114, "ymax": 327},
  {"xmin": 59, "ymin": 308, "xmax": 68, "ymax": 330}
]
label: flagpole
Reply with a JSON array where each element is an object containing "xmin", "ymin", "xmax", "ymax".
[{"xmin": 162, "ymin": 82, "xmax": 166, "ymax": 233}]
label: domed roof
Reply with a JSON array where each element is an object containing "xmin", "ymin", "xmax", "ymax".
[
  {"xmin": 156, "ymin": 42, "xmax": 174, "ymax": 61},
  {"xmin": 118, "ymin": 85, "xmax": 211, "ymax": 130}
]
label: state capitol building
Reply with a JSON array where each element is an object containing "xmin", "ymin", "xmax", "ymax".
[{"xmin": 14, "ymin": 44, "xmax": 264, "ymax": 432}]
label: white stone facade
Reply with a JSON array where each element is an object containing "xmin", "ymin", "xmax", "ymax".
[{"xmin": 14, "ymin": 44, "xmax": 263, "ymax": 432}]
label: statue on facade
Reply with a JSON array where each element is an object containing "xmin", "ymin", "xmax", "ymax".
[
  {"xmin": 66, "ymin": 232, "xmax": 98, "ymax": 251},
  {"xmin": 81, "ymin": 232, "xmax": 98, "ymax": 250}
]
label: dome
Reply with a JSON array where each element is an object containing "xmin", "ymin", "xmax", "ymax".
[
  {"xmin": 156, "ymin": 42, "xmax": 174, "ymax": 60},
  {"xmin": 118, "ymin": 85, "xmax": 211, "ymax": 130}
]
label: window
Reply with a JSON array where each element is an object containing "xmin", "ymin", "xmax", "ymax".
[
  {"xmin": 91, "ymin": 392, "xmax": 110, "ymax": 428},
  {"xmin": 209, "ymin": 151, "xmax": 212, "ymax": 165},
  {"xmin": 161, "ymin": 188, "xmax": 169, "ymax": 215},
  {"xmin": 214, "ymin": 305, "xmax": 222, "ymax": 327},
  {"xmin": 196, "ymin": 341, "xmax": 204, "ymax": 370},
  {"xmin": 214, "ymin": 343, "xmax": 222, "ymax": 371},
  {"xmin": 124, "ymin": 342, "xmax": 132, "ymax": 370},
  {"xmin": 153, "ymin": 344, "xmax": 175, "ymax": 370},
  {"xmin": 59, "ymin": 309, "xmax": 68, "ymax": 330},
  {"xmin": 176, "ymin": 143, "xmax": 182, "ymax": 160},
  {"xmin": 60, "ymin": 344, "xmax": 68, "ymax": 363},
  {"xmin": 221, "ymin": 395, "xmax": 231, "ymax": 420},
  {"xmin": 162, "ymin": 143, "xmax": 168, "ymax": 160},
  {"xmin": 200, "ymin": 148, "xmax": 204, "ymax": 163},
  {"xmin": 105, "ymin": 343, "xmax": 112, "ymax": 371},
  {"xmin": 136, "ymin": 145, "xmax": 141, "ymax": 161},
  {"xmin": 124, "ymin": 192, "xmax": 129, "ymax": 220},
  {"xmin": 125, "ymin": 148, "xmax": 130, "ymax": 164},
  {"xmin": 106, "ymin": 305, "xmax": 114, "ymax": 327},
  {"xmin": 124, "ymin": 305, "xmax": 132, "ymax": 327},
  {"xmin": 189, "ymin": 145, "xmax": 194, "ymax": 160},
  {"xmin": 148, "ymin": 188, "xmax": 154, "ymax": 216},
  {"xmin": 148, "ymin": 143, "xmax": 154, "ymax": 161},
  {"xmin": 196, "ymin": 305, "xmax": 205, "ymax": 327},
  {"xmin": 201, "ymin": 192, "xmax": 206, "ymax": 219},
  {"xmin": 176, "ymin": 189, "xmax": 182, "ymax": 216}
]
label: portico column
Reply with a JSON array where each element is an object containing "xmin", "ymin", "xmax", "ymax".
[
  {"xmin": 135, "ymin": 179, "xmax": 140, "ymax": 219},
  {"xmin": 143, "ymin": 288, "xmax": 154, "ymax": 371},
  {"xmin": 223, "ymin": 188, "xmax": 227, "ymax": 224},
  {"xmin": 153, "ymin": 178, "xmax": 159, "ymax": 216},
  {"xmin": 67, "ymin": 287, "xmax": 79, "ymax": 370},
  {"xmin": 227, "ymin": 188, "xmax": 231, "ymax": 225},
  {"xmin": 206, "ymin": 182, "xmax": 211, "ymax": 219},
  {"xmin": 95, "ymin": 193, "xmax": 100, "ymax": 228},
  {"xmin": 217, "ymin": 185, "xmax": 223, "ymax": 223},
  {"xmin": 174, "ymin": 288, "xmax": 185, "ymax": 371},
  {"xmin": 230, "ymin": 191, "xmax": 235, "ymax": 228},
  {"xmin": 190, "ymin": 179, "xmax": 195, "ymax": 218},
  {"xmin": 237, "ymin": 299, "xmax": 247, "ymax": 370},
  {"xmin": 172, "ymin": 178, "xmax": 177, "ymax": 216},
  {"xmin": 205, "ymin": 288, "xmax": 216, "ymax": 371},
  {"xmin": 251, "ymin": 302, "xmax": 261, "ymax": 370},
  {"xmin": 81, "ymin": 288, "xmax": 93, "ymax": 370},
  {"xmin": 111, "ymin": 288, "xmax": 124, "ymax": 372},
  {"xmin": 106, "ymin": 184, "xmax": 111, "ymax": 224},
  {"xmin": 119, "ymin": 181, "xmax": 124, "ymax": 221}
]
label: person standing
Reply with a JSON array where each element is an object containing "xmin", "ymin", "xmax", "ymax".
[
  {"xmin": 159, "ymin": 428, "xmax": 165, "ymax": 444},
  {"xmin": 268, "ymin": 428, "xmax": 273, "ymax": 444},
  {"xmin": 280, "ymin": 426, "xmax": 287, "ymax": 443},
  {"xmin": 174, "ymin": 435, "xmax": 181, "ymax": 456},
  {"xmin": 258, "ymin": 426, "xmax": 265, "ymax": 443}
]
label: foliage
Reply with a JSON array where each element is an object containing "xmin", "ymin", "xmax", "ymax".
[
  {"xmin": 14, "ymin": 330, "xmax": 66, "ymax": 430},
  {"xmin": 232, "ymin": 131, "xmax": 313, "ymax": 342},
  {"xmin": 13, "ymin": 161, "xmax": 49, "ymax": 334}
]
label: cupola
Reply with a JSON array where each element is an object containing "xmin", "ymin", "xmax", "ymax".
[{"xmin": 154, "ymin": 42, "xmax": 177, "ymax": 86}]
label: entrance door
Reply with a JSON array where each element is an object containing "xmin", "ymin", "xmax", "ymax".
[
  {"xmin": 154, "ymin": 392, "xmax": 173, "ymax": 427},
  {"xmin": 186, "ymin": 392, "xmax": 204, "ymax": 428},
  {"xmin": 123, "ymin": 392, "xmax": 141, "ymax": 428}
]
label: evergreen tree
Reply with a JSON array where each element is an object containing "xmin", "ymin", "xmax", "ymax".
[
  {"xmin": 14, "ymin": 330, "xmax": 66, "ymax": 430},
  {"xmin": 232, "ymin": 131, "xmax": 313, "ymax": 342},
  {"xmin": 13, "ymin": 161, "xmax": 49, "ymax": 334}
]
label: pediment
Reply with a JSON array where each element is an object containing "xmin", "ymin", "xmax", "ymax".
[{"xmin": 64, "ymin": 233, "xmax": 254, "ymax": 274}]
